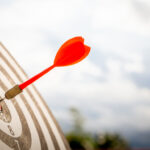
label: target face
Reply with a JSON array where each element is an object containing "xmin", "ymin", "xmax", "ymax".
[{"xmin": 0, "ymin": 43, "xmax": 70, "ymax": 150}]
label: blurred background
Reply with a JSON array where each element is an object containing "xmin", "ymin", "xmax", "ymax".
[{"xmin": 0, "ymin": 0, "xmax": 150, "ymax": 149}]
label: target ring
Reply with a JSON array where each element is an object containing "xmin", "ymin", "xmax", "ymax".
[{"xmin": 0, "ymin": 43, "xmax": 70, "ymax": 150}]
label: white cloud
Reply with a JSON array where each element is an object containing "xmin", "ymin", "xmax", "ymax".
[
  {"xmin": 0, "ymin": 0, "xmax": 150, "ymax": 137},
  {"xmin": 92, "ymin": 0, "xmax": 150, "ymax": 35}
]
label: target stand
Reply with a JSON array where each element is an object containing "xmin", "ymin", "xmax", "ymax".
[{"xmin": 0, "ymin": 43, "xmax": 70, "ymax": 150}]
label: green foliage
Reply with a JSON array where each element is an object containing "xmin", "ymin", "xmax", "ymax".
[
  {"xmin": 67, "ymin": 107, "xmax": 95, "ymax": 150},
  {"xmin": 95, "ymin": 133, "xmax": 130, "ymax": 150},
  {"xmin": 66, "ymin": 132, "xmax": 95, "ymax": 150},
  {"xmin": 66, "ymin": 107, "xmax": 130, "ymax": 150}
]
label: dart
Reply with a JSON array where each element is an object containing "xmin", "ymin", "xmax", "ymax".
[{"xmin": 4, "ymin": 36, "xmax": 91, "ymax": 100}]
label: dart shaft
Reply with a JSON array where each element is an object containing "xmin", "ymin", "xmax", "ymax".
[{"xmin": 19, "ymin": 65, "xmax": 55, "ymax": 90}]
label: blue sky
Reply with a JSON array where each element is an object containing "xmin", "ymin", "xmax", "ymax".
[{"xmin": 0, "ymin": 0, "xmax": 150, "ymax": 147}]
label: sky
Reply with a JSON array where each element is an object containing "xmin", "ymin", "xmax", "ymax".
[{"xmin": 0, "ymin": 0, "xmax": 150, "ymax": 147}]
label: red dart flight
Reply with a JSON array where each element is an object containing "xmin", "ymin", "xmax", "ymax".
[{"xmin": 4, "ymin": 36, "xmax": 91, "ymax": 99}]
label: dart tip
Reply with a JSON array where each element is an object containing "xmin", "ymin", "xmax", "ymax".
[
  {"xmin": 0, "ymin": 97, "xmax": 5, "ymax": 102},
  {"xmin": 0, "ymin": 105, "xmax": 3, "ymax": 112}
]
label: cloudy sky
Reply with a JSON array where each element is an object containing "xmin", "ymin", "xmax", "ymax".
[{"xmin": 0, "ymin": 0, "xmax": 150, "ymax": 147}]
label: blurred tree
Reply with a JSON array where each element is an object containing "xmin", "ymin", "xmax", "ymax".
[
  {"xmin": 67, "ymin": 133, "xmax": 95, "ymax": 150},
  {"xmin": 66, "ymin": 107, "xmax": 95, "ymax": 150},
  {"xmin": 96, "ymin": 133, "xmax": 130, "ymax": 150},
  {"xmin": 69, "ymin": 107, "xmax": 84, "ymax": 134},
  {"xmin": 66, "ymin": 107, "xmax": 130, "ymax": 150}
]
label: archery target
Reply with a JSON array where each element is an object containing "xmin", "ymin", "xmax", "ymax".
[{"xmin": 0, "ymin": 43, "xmax": 70, "ymax": 150}]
